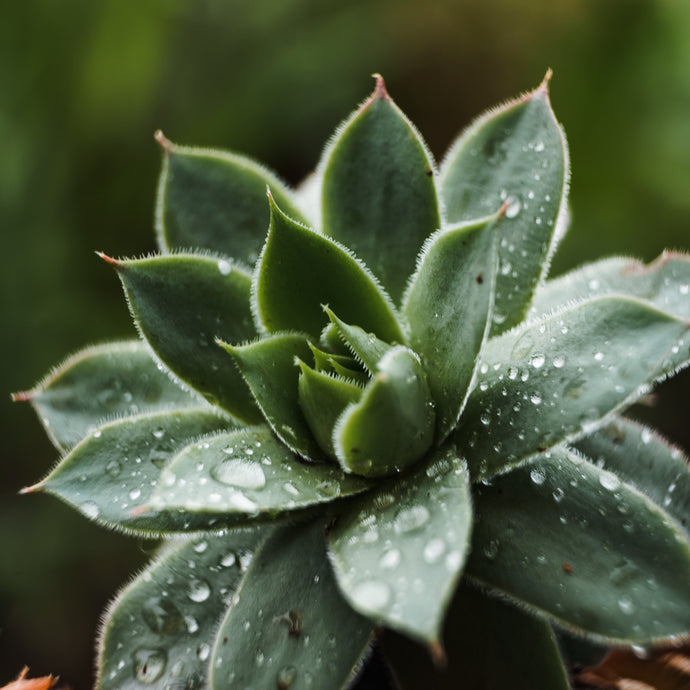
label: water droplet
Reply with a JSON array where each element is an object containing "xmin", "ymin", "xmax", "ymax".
[
  {"xmin": 680, "ymin": 284, "xmax": 689, "ymax": 295},
  {"xmin": 81, "ymin": 502, "xmax": 100, "ymax": 519},
  {"xmin": 530, "ymin": 354, "xmax": 545, "ymax": 369},
  {"xmin": 218, "ymin": 259, "xmax": 232, "ymax": 275},
  {"xmin": 505, "ymin": 197, "xmax": 521, "ymax": 218},
  {"xmin": 315, "ymin": 479, "xmax": 340, "ymax": 497},
  {"xmin": 530, "ymin": 469, "xmax": 546, "ymax": 485},
  {"xmin": 534, "ymin": 141, "xmax": 545, "ymax": 152},
  {"xmin": 93, "ymin": 430, "xmax": 102, "ymax": 439},
  {"xmin": 104, "ymin": 459, "xmax": 122, "ymax": 478},
  {"xmin": 220, "ymin": 551, "xmax": 237, "ymax": 568},
  {"xmin": 507, "ymin": 366, "xmax": 518, "ymax": 380},
  {"xmin": 277, "ymin": 665, "xmax": 298, "ymax": 688},
  {"xmin": 255, "ymin": 651, "xmax": 265, "ymax": 667},
  {"xmin": 483, "ymin": 539, "xmax": 499, "ymax": 560},
  {"xmin": 142, "ymin": 597, "xmax": 183, "ymax": 636},
  {"xmin": 197, "ymin": 642, "xmax": 211, "ymax": 661},
  {"xmin": 640, "ymin": 428, "xmax": 652, "ymax": 444},
  {"xmin": 424, "ymin": 538, "xmax": 445, "ymax": 564},
  {"xmin": 185, "ymin": 615, "xmax": 199, "ymax": 633},
  {"xmin": 530, "ymin": 393, "xmax": 542, "ymax": 405},
  {"xmin": 394, "ymin": 505, "xmax": 430, "ymax": 533},
  {"xmin": 618, "ymin": 596, "xmax": 635, "ymax": 615},
  {"xmin": 552, "ymin": 355, "xmax": 565, "ymax": 369},
  {"xmin": 593, "ymin": 351, "xmax": 604, "ymax": 361},
  {"xmin": 129, "ymin": 488, "xmax": 141, "ymax": 500},
  {"xmin": 211, "ymin": 459, "xmax": 266, "ymax": 490},
  {"xmin": 353, "ymin": 580, "xmax": 391, "ymax": 610},
  {"xmin": 133, "ymin": 648, "xmax": 167, "ymax": 683},
  {"xmin": 599, "ymin": 471, "xmax": 620, "ymax": 491},
  {"xmin": 188, "ymin": 578, "xmax": 211, "ymax": 603},
  {"xmin": 480, "ymin": 412, "xmax": 491, "ymax": 426},
  {"xmin": 552, "ymin": 488, "xmax": 565, "ymax": 503},
  {"xmin": 283, "ymin": 481, "xmax": 300, "ymax": 496},
  {"xmin": 379, "ymin": 548, "xmax": 401, "ymax": 570}
]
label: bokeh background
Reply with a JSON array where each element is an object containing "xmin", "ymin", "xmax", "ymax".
[{"xmin": 2, "ymin": 0, "xmax": 689, "ymax": 686}]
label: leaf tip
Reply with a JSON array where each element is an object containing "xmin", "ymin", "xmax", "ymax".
[
  {"xmin": 154, "ymin": 129, "xmax": 173, "ymax": 153},
  {"xmin": 10, "ymin": 390, "xmax": 33, "ymax": 403},
  {"xmin": 371, "ymin": 73, "xmax": 390, "ymax": 101},
  {"xmin": 19, "ymin": 481, "xmax": 45, "ymax": 495},
  {"xmin": 95, "ymin": 251, "xmax": 123, "ymax": 270},
  {"xmin": 534, "ymin": 68, "xmax": 553, "ymax": 98},
  {"xmin": 429, "ymin": 639, "xmax": 447, "ymax": 669},
  {"xmin": 129, "ymin": 505, "xmax": 150, "ymax": 518}
]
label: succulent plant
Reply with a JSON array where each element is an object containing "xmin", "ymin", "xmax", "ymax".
[{"xmin": 15, "ymin": 73, "xmax": 690, "ymax": 689}]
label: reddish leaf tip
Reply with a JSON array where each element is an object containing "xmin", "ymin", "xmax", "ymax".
[
  {"xmin": 95, "ymin": 251, "xmax": 123, "ymax": 270},
  {"xmin": 10, "ymin": 390, "xmax": 33, "ymax": 403},
  {"xmin": 19, "ymin": 481, "xmax": 45, "ymax": 495},
  {"xmin": 371, "ymin": 73, "xmax": 390, "ymax": 101},
  {"xmin": 535, "ymin": 68, "xmax": 553, "ymax": 97},
  {"xmin": 154, "ymin": 129, "xmax": 173, "ymax": 152},
  {"xmin": 129, "ymin": 505, "xmax": 150, "ymax": 518},
  {"xmin": 429, "ymin": 639, "xmax": 448, "ymax": 668}
]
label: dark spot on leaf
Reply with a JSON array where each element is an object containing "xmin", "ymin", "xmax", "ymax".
[
  {"xmin": 425, "ymin": 169, "xmax": 433, "ymax": 177},
  {"xmin": 563, "ymin": 562, "xmax": 573, "ymax": 574},
  {"xmin": 475, "ymin": 274, "xmax": 484, "ymax": 284},
  {"xmin": 274, "ymin": 609, "xmax": 302, "ymax": 638}
]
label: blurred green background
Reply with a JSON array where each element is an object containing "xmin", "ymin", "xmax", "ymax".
[{"xmin": 2, "ymin": 0, "xmax": 689, "ymax": 686}]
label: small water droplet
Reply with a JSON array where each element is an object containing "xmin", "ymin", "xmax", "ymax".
[
  {"xmin": 552, "ymin": 488, "xmax": 565, "ymax": 503},
  {"xmin": 640, "ymin": 428, "xmax": 652, "ymax": 444},
  {"xmin": 106, "ymin": 460, "xmax": 122, "ymax": 477},
  {"xmin": 152, "ymin": 427, "xmax": 165, "ymax": 439},
  {"xmin": 530, "ymin": 393, "xmax": 542, "ymax": 405},
  {"xmin": 680, "ymin": 284, "xmax": 689, "ymax": 295},
  {"xmin": 593, "ymin": 351, "xmax": 604, "ymax": 361},
  {"xmin": 534, "ymin": 141, "xmax": 545, "ymax": 152},
  {"xmin": 507, "ymin": 366, "xmax": 518, "ymax": 380},
  {"xmin": 552, "ymin": 355, "xmax": 565, "ymax": 368},
  {"xmin": 353, "ymin": 580, "xmax": 391, "ymax": 610},
  {"xmin": 129, "ymin": 488, "xmax": 141, "ymax": 500},
  {"xmin": 185, "ymin": 615, "xmax": 199, "ymax": 633},
  {"xmin": 480, "ymin": 412, "xmax": 491, "ymax": 426},
  {"xmin": 423, "ymin": 538, "xmax": 445, "ymax": 564},
  {"xmin": 188, "ymin": 578, "xmax": 211, "ymax": 603},
  {"xmin": 505, "ymin": 197, "xmax": 521, "ymax": 218},
  {"xmin": 315, "ymin": 479, "xmax": 340, "ymax": 497},
  {"xmin": 197, "ymin": 642, "xmax": 211, "ymax": 661},
  {"xmin": 217, "ymin": 259, "xmax": 232, "ymax": 275},
  {"xmin": 220, "ymin": 551, "xmax": 237, "ymax": 568},
  {"xmin": 530, "ymin": 354, "xmax": 545, "ymax": 369},
  {"xmin": 193, "ymin": 540, "xmax": 208, "ymax": 553},
  {"xmin": 394, "ymin": 505, "xmax": 430, "ymax": 533},
  {"xmin": 133, "ymin": 648, "xmax": 167, "ymax": 683},
  {"xmin": 530, "ymin": 469, "xmax": 546, "ymax": 485},
  {"xmin": 81, "ymin": 502, "xmax": 100, "ymax": 519},
  {"xmin": 93, "ymin": 430, "xmax": 102, "ymax": 439},
  {"xmin": 379, "ymin": 548, "xmax": 401, "ymax": 570},
  {"xmin": 283, "ymin": 481, "xmax": 300, "ymax": 496},
  {"xmin": 618, "ymin": 596, "xmax": 635, "ymax": 615},
  {"xmin": 211, "ymin": 459, "xmax": 266, "ymax": 490},
  {"xmin": 599, "ymin": 471, "xmax": 620, "ymax": 491},
  {"xmin": 483, "ymin": 539, "xmax": 499, "ymax": 560},
  {"xmin": 142, "ymin": 597, "xmax": 183, "ymax": 636},
  {"xmin": 277, "ymin": 665, "xmax": 298, "ymax": 688}
]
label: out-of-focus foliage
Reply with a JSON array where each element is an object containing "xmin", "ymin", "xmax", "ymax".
[{"xmin": 1, "ymin": 0, "xmax": 688, "ymax": 685}]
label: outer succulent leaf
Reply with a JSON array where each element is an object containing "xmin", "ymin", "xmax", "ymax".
[
  {"xmin": 320, "ymin": 75, "xmax": 441, "ymax": 303},
  {"xmin": 531, "ymin": 251, "xmax": 690, "ymax": 320},
  {"xmin": 154, "ymin": 133, "xmax": 306, "ymax": 265},
  {"xmin": 219, "ymin": 334, "xmax": 321, "ymax": 460},
  {"xmin": 254, "ymin": 196, "xmax": 403, "ymax": 343},
  {"xmin": 382, "ymin": 582, "xmax": 569, "ymax": 690},
  {"xmin": 97, "ymin": 528, "xmax": 264, "ymax": 689},
  {"xmin": 456, "ymin": 296, "xmax": 690, "ymax": 479},
  {"xmin": 144, "ymin": 427, "xmax": 371, "ymax": 530},
  {"xmin": 403, "ymin": 213, "xmax": 501, "ymax": 439},
  {"xmin": 209, "ymin": 519, "xmax": 374, "ymax": 689},
  {"xmin": 334, "ymin": 346, "xmax": 436, "ymax": 477},
  {"xmin": 103, "ymin": 253, "xmax": 261, "ymax": 422},
  {"xmin": 440, "ymin": 73, "xmax": 568, "ymax": 335},
  {"xmin": 466, "ymin": 447, "xmax": 690, "ymax": 644},
  {"xmin": 31, "ymin": 409, "xmax": 232, "ymax": 535},
  {"xmin": 297, "ymin": 361, "xmax": 363, "ymax": 458},
  {"xmin": 13, "ymin": 341, "xmax": 201, "ymax": 452},
  {"xmin": 328, "ymin": 445, "xmax": 472, "ymax": 644},
  {"xmin": 573, "ymin": 417, "xmax": 689, "ymax": 535}
]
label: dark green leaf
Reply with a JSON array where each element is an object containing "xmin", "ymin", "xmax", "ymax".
[
  {"xmin": 104, "ymin": 253, "xmax": 261, "ymax": 422},
  {"xmin": 14, "ymin": 340, "xmax": 201, "ymax": 452},
  {"xmin": 209, "ymin": 519, "xmax": 374, "ymax": 689},
  {"xmin": 35, "ymin": 409, "xmax": 232, "ymax": 535},
  {"xmin": 328, "ymin": 445, "xmax": 472, "ymax": 643},
  {"xmin": 455, "ymin": 296, "xmax": 689, "ymax": 479},
  {"xmin": 334, "ymin": 346, "xmax": 435, "ymax": 477},
  {"xmin": 467, "ymin": 447, "xmax": 690, "ymax": 644},
  {"xmin": 254, "ymin": 196, "xmax": 403, "ymax": 342},
  {"xmin": 97, "ymin": 528, "xmax": 264, "ymax": 689},
  {"xmin": 143, "ymin": 427, "xmax": 371, "ymax": 530},
  {"xmin": 155, "ymin": 134, "xmax": 306, "ymax": 265},
  {"xmin": 440, "ymin": 74, "xmax": 568, "ymax": 335},
  {"xmin": 403, "ymin": 214, "xmax": 501, "ymax": 439},
  {"xmin": 320, "ymin": 75, "xmax": 441, "ymax": 303},
  {"xmin": 220, "ymin": 333, "xmax": 321, "ymax": 459}
]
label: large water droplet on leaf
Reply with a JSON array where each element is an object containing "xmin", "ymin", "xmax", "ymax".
[
  {"xmin": 187, "ymin": 578, "xmax": 211, "ymax": 603},
  {"xmin": 394, "ymin": 505, "xmax": 430, "ymax": 534},
  {"xmin": 142, "ymin": 597, "xmax": 184, "ymax": 636},
  {"xmin": 353, "ymin": 580, "xmax": 391, "ymax": 611},
  {"xmin": 211, "ymin": 459, "xmax": 266, "ymax": 490},
  {"xmin": 133, "ymin": 648, "xmax": 167, "ymax": 683}
]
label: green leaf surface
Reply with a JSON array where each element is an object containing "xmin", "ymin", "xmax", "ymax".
[
  {"xmin": 531, "ymin": 252, "xmax": 690, "ymax": 320},
  {"xmin": 297, "ymin": 361, "xmax": 363, "ymax": 458},
  {"xmin": 254, "ymin": 196, "xmax": 403, "ymax": 342},
  {"xmin": 320, "ymin": 75, "xmax": 441, "ymax": 303},
  {"xmin": 403, "ymin": 214, "xmax": 501, "ymax": 439},
  {"xmin": 455, "ymin": 296, "xmax": 689, "ymax": 479},
  {"xmin": 220, "ymin": 333, "xmax": 321, "ymax": 459},
  {"xmin": 37, "ymin": 409, "xmax": 232, "ymax": 535},
  {"xmin": 106, "ymin": 253, "xmax": 261, "ymax": 422},
  {"xmin": 334, "ymin": 346, "xmax": 436, "ymax": 477},
  {"xmin": 15, "ymin": 340, "xmax": 200, "ymax": 452},
  {"xmin": 155, "ymin": 135, "xmax": 306, "ymax": 266},
  {"xmin": 573, "ymin": 417, "xmax": 689, "ymax": 536},
  {"xmin": 383, "ymin": 582, "xmax": 569, "ymax": 690},
  {"xmin": 97, "ymin": 528, "xmax": 264, "ymax": 689},
  {"xmin": 440, "ymin": 75, "xmax": 568, "ymax": 335},
  {"xmin": 467, "ymin": 447, "xmax": 690, "ymax": 644},
  {"xmin": 145, "ymin": 427, "xmax": 372, "ymax": 530},
  {"xmin": 328, "ymin": 445, "xmax": 472, "ymax": 643},
  {"xmin": 209, "ymin": 519, "xmax": 374, "ymax": 689}
]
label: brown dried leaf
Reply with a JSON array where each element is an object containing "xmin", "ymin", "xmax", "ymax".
[{"xmin": 0, "ymin": 668, "xmax": 58, "ymax": 690}]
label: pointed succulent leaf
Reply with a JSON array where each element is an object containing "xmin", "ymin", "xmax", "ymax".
[
  {"xmin": 97, "ymin": 528, "xmax": 264, "ymax": 689},
  {"xmin": 155, "ymin": 133, "xmax": 306, "ymax": 265},
  {"xmin": 441, "ymin": 74, "xmax": 568, "ymax": 335},
  {"xmin": 456, "ymin": 296, "xmax": 690, "ymax": 479},
  {"xmin": 13, "ymin": 341, "xmax": 201, "ymax": 452},
  {"xmin": 383, "ymin": 582, "xmax": 569, "ymax": 690},
  {"xmin": 335, "ymin": 346, "xmax": 436, "ymax": 477},
  {"xmin": 219, "ymin": 333, "xmax": 321, "ymax": 459},
  {"xmin": 574, "ymin": 418, "xmax": 689, "ymax": 535},
  {"xmin": 104, "ymin": 253, "xmax": 261, "ymax": 422},
  {"xmin": 466, "ymin": 447, "xmax": 690, "ymax": 644},
  {"xmin": 403, "ymin": 213, "xmax": 501, "ymax": 439},
  {"xmin": 320, "ymin": 75, "xmax": 441, "ymax": 303},
  {"xmin": 34, "ymin": 409, "xmax": 232, "ymax": 535},
  {"xmin": 297, "ymin": 361, "xmax": 363, "ymax": 458},
  {"xmin": 329, "ymin": 445, "xmax": 472, "ymax": 644},
  {"xmin": 531, "ymin": 252, "xmax": 690, "ymax": 320},
  {"xmin": 254, "ymin": 196, "xmax": 403, "ymax": 342},
  {"xmin": 209, "ymin": 518, "xmax": 374, "ymax": 689},
  {"xmin": 144, "ymin": 427, "xmax": 372, "ymax": 530},
  {"xmin": 307, "ymin": 342, "xmax": 356, "ymax": 374}
]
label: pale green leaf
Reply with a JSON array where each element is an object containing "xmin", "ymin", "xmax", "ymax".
[
  {"xmin": 320, "ymin": 75, "xmax": 441, "ymax": 303},
  {"xmin": 467, "ymin": 447, "xmax": 690, "ymax": 644},
  {"xmin": 328, "ymin": 445, "xmax": 472, "ymax": 643},
  {"xmin": 209, "ymin": 519, "xmax": 374, "ymax": 689},
  {"xmin": 97, "ymin": 528, "xmax": 264, "ymax": 689},
  {"xmin": 440, "ymin": 75, "xmax": 568, "ymax": 335}
]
